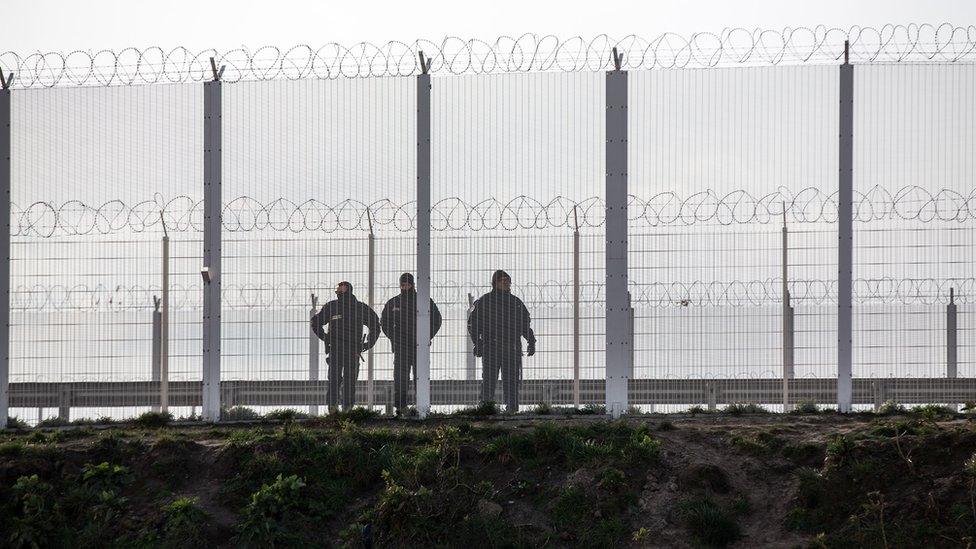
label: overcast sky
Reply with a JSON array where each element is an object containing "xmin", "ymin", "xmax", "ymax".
[{"xmin": 3, "ymin": 0, "xmax": 975, "ymax": 53}]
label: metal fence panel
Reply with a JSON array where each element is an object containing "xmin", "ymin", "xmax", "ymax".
[
  {"xmin": 628, "ymin": 66, "xmax": 840, "ymax": 411},
  {"xmin": 9, "ymin": 84, "xmax": 203, "ymax": 424},
  {"xmin": 430, "ymin": 72, "xmax": 606, "ymax": 412},
  {"xmin": 853, "ymin": 65, "xmax": 976, "ymax": 409},
  {"xmin": 220, "ymin": 78, "xmax": 415, "ymax": 414}
]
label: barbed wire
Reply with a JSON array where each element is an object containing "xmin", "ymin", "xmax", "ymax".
[
  {"xmin": 2, "ymin": 24, "xmax": 975, "ymax": 88},
  {"xmin": 12, "ymin": 185, "xmax": 975, "ymax": 237},
  {"xmin": 11, "ymin": 277, "xmax": 972, "ymax": 313}
]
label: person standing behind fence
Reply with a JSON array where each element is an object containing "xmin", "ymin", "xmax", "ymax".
[
  {"xmin": 311, "ymin": 281, "xmax": 381, "ymax": 411},
  {"xmin": 468, "ymin": 270, "xmax": 536, "ymax": 413},
  {"xmin": 380, "ymin": 273, "xmax": 443, "ymax": 417}
]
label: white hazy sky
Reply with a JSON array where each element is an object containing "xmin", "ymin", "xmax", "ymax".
[{"xmin": 3, "ymin": 0, "xmax": 975, "ymax": 53}]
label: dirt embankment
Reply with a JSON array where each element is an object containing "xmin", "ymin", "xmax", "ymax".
[{"xmin": 2, "ymin": 410, "xmax": 976, "ymax": 547}]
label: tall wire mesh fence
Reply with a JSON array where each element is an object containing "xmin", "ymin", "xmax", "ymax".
[{"xmin": 3, "ymin": 32, "xmax": 976, "ymax": 424}]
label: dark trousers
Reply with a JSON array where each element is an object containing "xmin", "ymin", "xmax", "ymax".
[
  {"xmin": 481, "ymin": 345, "xmax": 522, "ymax": 412},
  {"xmin": 393, "ymin": 350, "xmax": 416, "ymax": 412},
  {"xmin": 327, "ymin": 351, "xmax": 360, "ymax": 410}
]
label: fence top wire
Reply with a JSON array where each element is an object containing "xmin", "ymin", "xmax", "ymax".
[
  {"xmin": 12, "ymin": 185, "xmax": 976, "ymax": 237},
  {"xmin": 2, "ymin": 24, "xmax": 976, "ymax": 88},
  {"xmin": 12, "ymin": 276, "xmax": 975, "ymax": 313}
]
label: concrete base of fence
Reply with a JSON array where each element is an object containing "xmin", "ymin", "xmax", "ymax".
[{"xmin": 8, "ymin": 378, "xmax": 974, "ymax": 411}]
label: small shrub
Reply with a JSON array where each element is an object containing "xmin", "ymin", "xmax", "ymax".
[
  {"xmin": 222, "ymin": 406, "xmax": 261, "ymax": 421},
  {"xmin": 482, "ymin": 422, "xmax": 648, "ymax": 467},
  {"xmin": 598, "ymin": 467, "xmax": 627, "ymax": 490},
  {"xmin": 0, "ymin": 440, "xmax": 26, "ymax": 457},
  {"xmin": 89, "ymin": 430, "xmax": 145, "ymax": 463},
  {"xmin": 36, "ymin": 416, "xmax": 70, "ymax": 428},
  {"xmin": 869, "ymin": 418, "xmax": 931, "ymax": 438},
  {"xmin": 578, "ymin": 403, "xmax": 606, "ymax": 415},
  {"xmin": 626, "ymin": 431, "xmax": 663, "ymax": 463},
  {"xmin": 82, "ymin": 462, "xmax": 131, "ymax": 492},
  {"xmin": 825, "ymin": 434, "xmax": 856, "ymax": 468},
  {"xmin": 729, "ymin": 434, "xmax": 766, "ymax": 455},
  {"xmin": 678, "ymin": 497, "xmax": 741, "ymax": 547},
  {"xmin": 793, "ymin": 400, "xmax": 820, "ymax": 414},
  {"xmin": 877, "ymin": 400, "xmax": 907, "ymax": 416},
  {"xmin": 724, "ymin": 402, "xmax": 768, "ymax": 415},
  {"xmin": 236, "ymin": 474, "xmax": 307, "ymax": 546},
  {"xmin": 543, "ymin": 406, "xmax": 576, "ymax": 416},
  {"xmin": 78, "ymin": 489, "xmax": 129, "ymax": 543},
  {"xmin": 71, "ymin": 416, "xmax": 115, "ymax": 426},
  {"xmin": 533, "ymin": 402, "xmax": 552, "ymax": 415},
  {"xmin": 9, "ymin": 474, "xmax": 62, "ymax": 547},
  {"xmin": 657, "ymin": 421, "xmax": 676, "ymax": 431},
  {"xmin": 5, "ymin": 416, "xmax": 29, "ymax": 430},
  {"xmin": 132, "ymin": 411, "xmax": 173, "ymax": 429},
  {"xmin": 26, "ymin": 431, "xmax": 48, "ymax": 444},
  {"xmin": 625, "ymin": 405, "xmax": 644, "ymax": 416},
  {"xmin": 728, "ymin": 431, "xmax": 784, "ymax": 455},
  {"xmin": 161, "ymin": 497, "xmax": 210, "ymax": 546},
  {"xmin": 395, "ymin": 406, "xmax": 419, "ymax": 418},
  {"xmin": 850, "ymin": 457, "xmax": 883, "ymax": 483},
  {"xmin": 912, "ymin": 404, "xmax": 956, "ymax": 421},
  {"xmin": 474, "ymin": 480, "xmax": 495, "ymax": 499},
  {"xmin": 454, "ymin": 401, "xmax": 500, "ymax": 417},
  {"xmin": 308, "ymin": 407, "xmax": 381, "ymax": 426},
  {"xmin": 337, "ymin": 407, "xmax": 381, "ymax": 422},
  {"xmin": 794, "ymin": 467, "xmax": 826, "ymax": 509},
  {"xmin": 688, "ymin": 405, "xmax": 711, "ymax": 415},
  {"xmin": 964, "ymin": 452, "xmax": 976, "ymax": 477},
  {"xmin": 263, "ymin": 409, "xmax": 310, "ymax": 422},
  {"xmin": 782, "ymin": 441, "xmax": 821, "ymax": 463},
  {"xmin": 551, "ymin": 487, "xmax": 588, "ymax": 527}
]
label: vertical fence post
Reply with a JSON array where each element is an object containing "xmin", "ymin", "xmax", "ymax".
[
  {"xmin": 782, "ymin": 207, "xmax": 793, "ymax": 411},
  {"xmin": 415, "ymin": 52, "xmax": 433, "ymax": 418},
  {"xmin": 605, "ymin": 48, "xmax": 630, "ymax": 418},
  {"xmin": 309, "ymin": 293, "xmax": 319, "ymax": 415},
  {"xmin": 948, "ymin": 288, "xmax": 958, "ymax": 409},
  {"xmin": 152, "ymin": 296, "xmax": 162, "ymax": 412},
  {"xmin": 837, "ymin": 42, "xmax": 854, "ymax": 413},
  {"xmin": 160, "ymin": 215, "xmax": 170, "ymax": 413},
  {"xmin": 0, "ymin": 72, "xmax": 11, "ymax": 429},
  {"xmin": 628, "ymin": 290, "xmax": 634, "ymax": 375},
  {"xmin": 202, "ymin": 59, "xmax": 223, "ymax": 422},
  {"xmin": 366, "ymin": 213, "xmax": 375, "ymax": 409},
  {"xmin": 786, "ymin": 297, "xmax": 794, "ymax": 397},
  {"xmin": 572, "ymin": 207, "xmax": 581, "ymax": 407},
  {"xmin": 947, "ymin": 288, "xmax": 957, "ymax": 378}
]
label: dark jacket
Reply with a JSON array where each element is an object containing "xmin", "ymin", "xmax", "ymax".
[
  {"xmin": 311, "ymin": 293, "xmax": 381, "ymax": 353},
  {"xmin": 467, "ymin": 289, "xmax": 535, "ymax": 349},
  {"xmin": 380, "ymin": 290, "xmax": 442, "ymax": 351}
]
